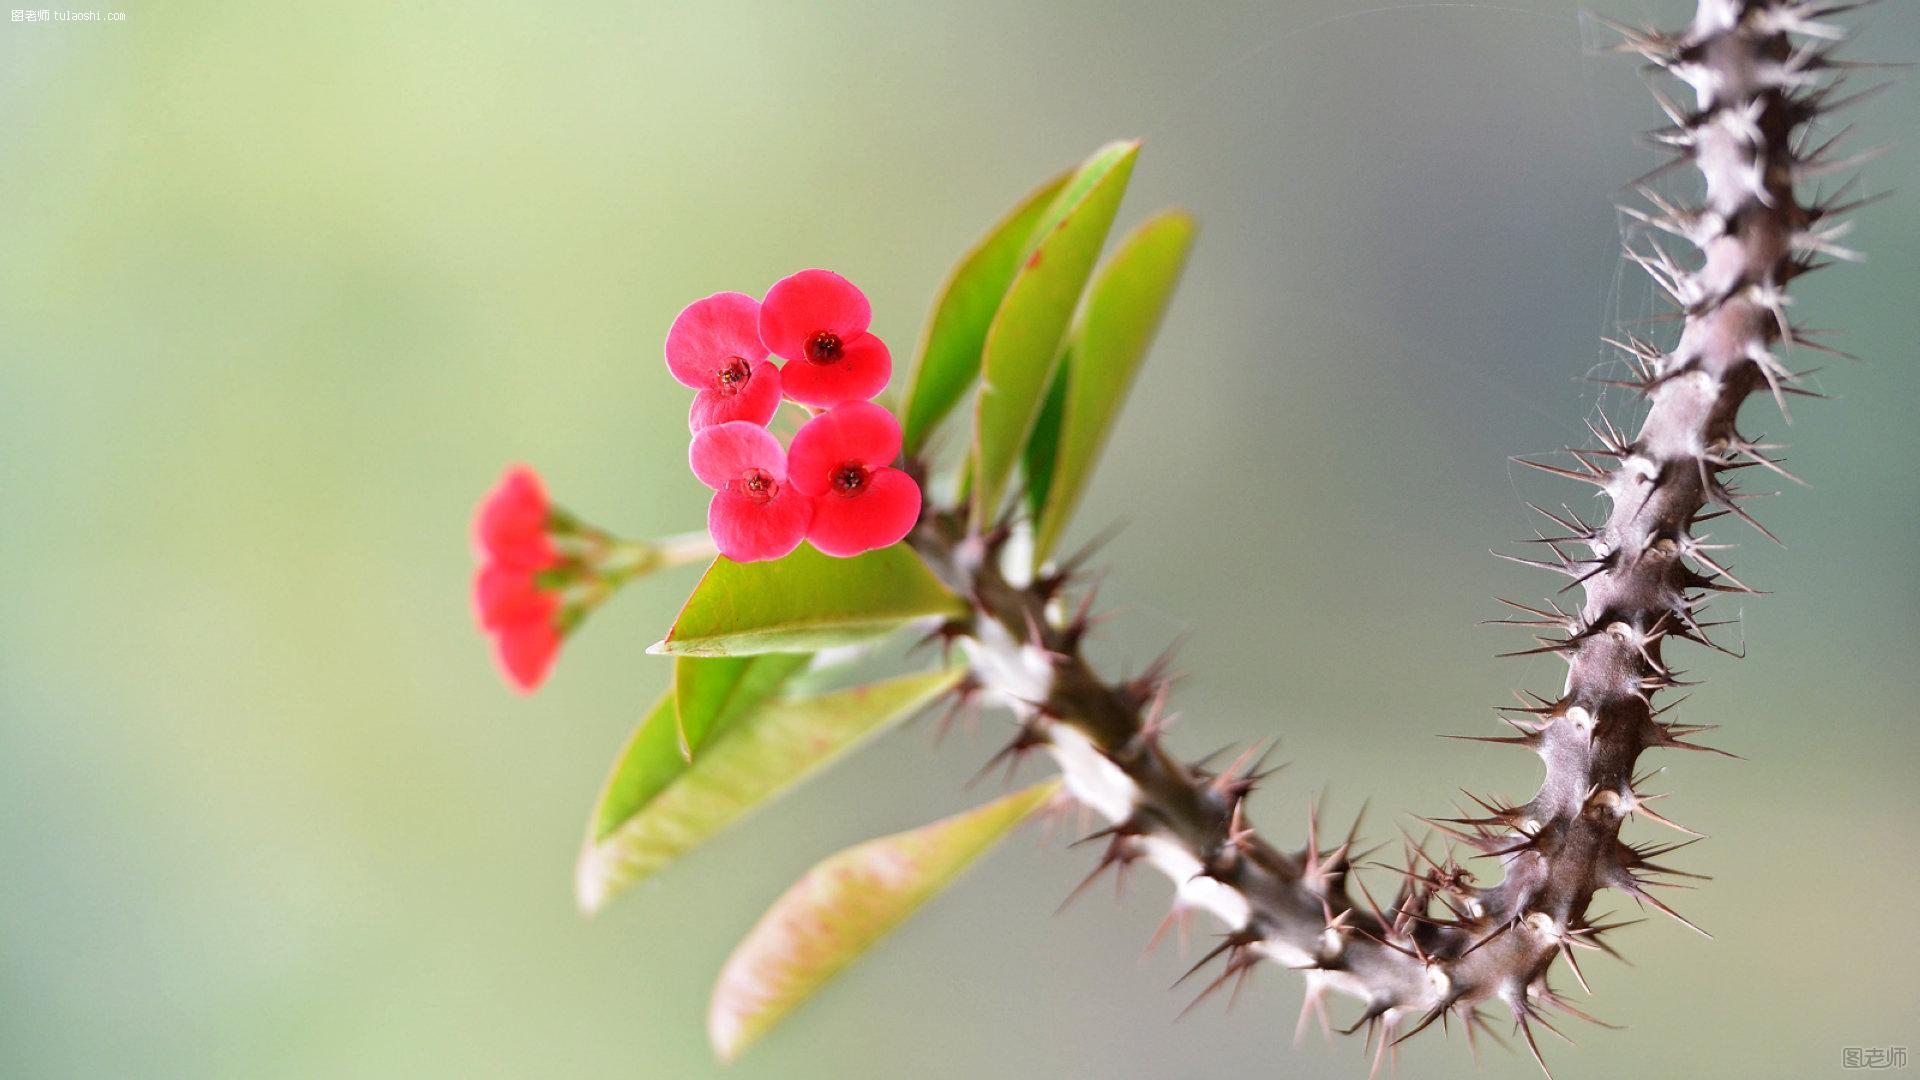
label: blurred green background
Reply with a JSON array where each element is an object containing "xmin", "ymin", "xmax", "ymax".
[{"xmin": 4, "ymin": 1, "xmax": 1916, "ymax": 1077}]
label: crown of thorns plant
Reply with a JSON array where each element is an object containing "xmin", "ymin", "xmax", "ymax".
[{"xmin": 467, "ymin": 1, "xmax": 1891, "ymax": 1071}]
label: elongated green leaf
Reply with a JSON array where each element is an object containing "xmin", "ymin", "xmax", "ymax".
[
  {"xmin": 1031, "ymin": 211, "xmax": 1195, "ymax": 567},
  {"xmin": 586, "ymin": 692, "xmax": 683, "ymax": 845},
  {"xmin": 707, "ymin": 781, "xmax": 1059, "ymax": 1061},
  {"xmin": 577, "ymin": 668, "xmax": 965, "ymax": 915},
  {"xmin": 1021, "ymin": 364, "xmax": 1070, "ymax": 521},
  {"xmin": 970, "ymin": 140, "xmax": 1138, "ymax": 525},
  {"xmin": 900, "ymin": 170, "xmax": 1071, "ymax": 456},
  {"xmin": 673, "ymin": 653, "xmax": 812, "ymax": 760},
  {"xmin": 1023, "ymin": 141, "xmax": 1138, "ymax": 260},
  {"xmin": 650, "ymin": 544, "xmax": 965, "ymax": 658}
]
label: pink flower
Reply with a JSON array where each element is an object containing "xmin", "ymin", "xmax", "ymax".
[
  {"xmin": 476, "ymin": 561, "xmax": 561, "ymax": 689},
  {"xmin": 472, "ymin": 465, "xmax": 562, "ymax": 693},
  {"xmin": 494, "ymin": 619, "xmax": 562, "ymax": 692},
  {"xmin": 689, "ymin": 421, "xmax": 814, "ymax": 563},
  {"xmin": 758, "ymin": 269, "xmax": 891, "ymax": 408},
  {"xmin": 666, "ymin": 292, "xmax": 783, "ymax": 432},
  {"xmin": 787, "ymin": 402, "xmax": 921, "ymax": 557},
  {"xmin": 473, "ymin": 464, "xmax": 556, "ymax": 570},
  {"xmin": 473, "ymin": 563, "xmax": 557, "ymax": 630}
]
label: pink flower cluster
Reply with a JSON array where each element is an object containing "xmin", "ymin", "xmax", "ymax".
[
  {"xmin": 471, "ymin": 465, "xmax": 561, "ymax": 692},
  {"xmin": 667, "ymin": 270, "xmax": 921, "ymax": 563}
]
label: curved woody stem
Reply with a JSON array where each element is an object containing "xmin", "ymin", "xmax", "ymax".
[{"xmin": 909, "ymin": 1, "xmax": 1872, "ymax": 1070}]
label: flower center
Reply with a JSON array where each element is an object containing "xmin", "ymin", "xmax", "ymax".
[
  {"xmin": 805, "ymin": 331, "xmax": 843, "ymax": 365},
  {"xmin": 714, "ymin": 356, "xmax": 752, "ymax": 395},
  {"xmin": 733, "ymin": 467, "xmax": 779, "ymax": 504},
  {"xmin": 829, "ymin": 462, "xmax": 868, "ymax": 496}
]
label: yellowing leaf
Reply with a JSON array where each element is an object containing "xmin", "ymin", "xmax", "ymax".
[
  {"xmin": 707, "ymin": 781, "xmax": 1059, "ymax": 1061},
  {"xmin": 576, "ymin": 669, "xmax": 965, "ymax": 915},
  {"xmin": 673, "ymin": 653, "xmax": 811, "ymax": 760}
]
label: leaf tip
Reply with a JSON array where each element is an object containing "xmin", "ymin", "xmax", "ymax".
[
  {"xmin": 708, "ymin": 941, "xmax": 769, "ymax": 1063},
  {"xmin": 707, "ymin": 1003, "xmax": 746, "ymax": 1064},
  {"xmin": 574, "ymin": 844, "xmax": 612, "ymax": 917}
]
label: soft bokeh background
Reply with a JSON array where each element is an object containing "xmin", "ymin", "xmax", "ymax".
[{"xmin": 4, "ymin": 1, "xmax": 1916, "ymax": 1077}]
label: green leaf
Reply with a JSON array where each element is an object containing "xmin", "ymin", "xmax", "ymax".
[
  {"xmin": 706, "ymin": 781, "xmax": 1060, "ymax": 1062},
  {"xmin": 1021, "ymin": 364, "xmax": 1069, "ymax": 520},
  {"xmin": 586, "ymin": 691, "xmax": 684, "ymax": 845},
  {"xmin": 1023, "ymin": 140, "xmax": 1138, "ymax": 260},
  {"xmin": 1031, "ymin": 211, "xmax": 1195, "ymax": 568},
  {"xmin": 969, "ymin": 140, "xmax": 1139, "ymax": 525},
  {"xmin": 577, "ymin": 668, "xmax": 966, "ymax": 915},
  {"xmin": 673, "ymin": 653, "xmax": 812, "ymax": 760},
  {"xmin": 899, "ymin": 169, "xmax": 1072, "ymax": 457},
  {"xmin": 649, "ymin": 544, "xmax": 966, "ymax": 658}
]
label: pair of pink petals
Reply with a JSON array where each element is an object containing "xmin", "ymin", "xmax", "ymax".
[
  {"xmin": 664, "ymin": 270, "xmax": 892, "ymax": 432},
  {"xmin": 689, "ymin": 402, "xmax": 921, "ymax": 562},
  {"xmin": 471, "ymin": 465, "xmax": 562, "ymax": 692}
]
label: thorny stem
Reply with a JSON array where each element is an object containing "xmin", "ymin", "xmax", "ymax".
[{"xmin": 910, "ymin": 1, "xmax": 1871, "ymax": 1071}]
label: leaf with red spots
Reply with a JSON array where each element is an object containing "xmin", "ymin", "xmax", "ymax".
[
  {"xmin": 707, "ymin": 780, "xmax": 1059, "ymax": 1062},
  {"xmin": 576, "ymin": 669, "xmax": 966, "ymax": 916},
  {"xmin": 970, "ymin": 140, "xmax": 1138, "ymax": 526}
]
